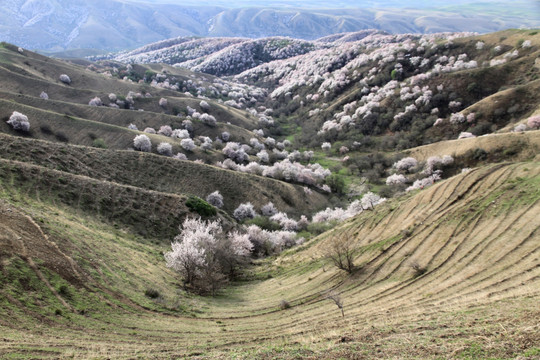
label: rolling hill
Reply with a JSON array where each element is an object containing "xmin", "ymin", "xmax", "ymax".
[{"xmin": 0, "ymin": 27, "xmax": 539, "ymax": 358}]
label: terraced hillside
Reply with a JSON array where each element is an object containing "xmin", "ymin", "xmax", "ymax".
[{"xmin": 0, "ymin": 160, "xmax": 538, "ymax": 358}]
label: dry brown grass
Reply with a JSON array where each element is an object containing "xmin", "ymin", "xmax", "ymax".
[
  {"xmin": 406, "ymin": 129, "xmax": 540, "ymax": 162},
  {"xmin": 0, "ymin": 161, "xmax": 538, "ymax": 358},
  {"xmin": 0, "ymin": 133, "xmax": 329, "ymax": 219}
]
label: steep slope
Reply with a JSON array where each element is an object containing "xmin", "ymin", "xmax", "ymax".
[
  {"xmin": 231, "ymin": 29, "xmax": 540, "ymax": 153},
  {"xmin": 0, "ymin": 160, "xmax": 538, "ymax": 358},
  {"xmin": 0, "ymin": 134, "xmax": 329, "ymax": 219}
]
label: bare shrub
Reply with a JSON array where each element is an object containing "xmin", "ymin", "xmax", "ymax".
[
  {"xmin": 324, "ymin": 290, "xmax": 344, "ymax": 317},
  {"xmin": 410, "ymin": 261, "xmax": 427, "ymax": 277},
  {"xmin": 326, "ymin": 234, "xmax": 355, "ymax": 273}
]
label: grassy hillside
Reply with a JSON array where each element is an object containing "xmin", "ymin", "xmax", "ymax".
[
  {"xmin": 0, "ymin": 134, "xmax": 329, "ymax": 219},
  {"xmin": 0, "ymin": 160, "xmax": 538, "ymax": 358}
]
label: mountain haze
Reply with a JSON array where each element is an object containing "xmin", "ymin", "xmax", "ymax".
[{"xmin": 0, "ymin": 0, "xmax": 538, "ymax": 52}]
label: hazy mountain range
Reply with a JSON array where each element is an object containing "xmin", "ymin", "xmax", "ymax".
[{"xmin": 0, "ymin": 0, "xmax": 538, "ymax": 52}]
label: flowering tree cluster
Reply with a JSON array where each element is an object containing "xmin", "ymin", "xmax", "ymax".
[
  {"xmin": 165, "ymin": 218, "xmax": 253, "ymax": 295},
  {"xmin": 217, "ymin": 158, "xmax": 331, "ymax": 186},
  {"xmin": 312, "ymin": 192, "xmax": 385, "ymax": 223},
  {"xmin": 244, "ymin": 225, "xmax": 302, "ymax": 256},
  {"xmin": 233, "ymin": 202, "xmax": 256, "ymax": 221},
  {"xmin": 173, "ymin": 37, "xmax": 317, "ymax": 76}
]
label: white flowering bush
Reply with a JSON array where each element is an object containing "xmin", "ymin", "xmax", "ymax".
[
  {"xmin": 386, "ymin": 174, "xmax": 407, "ymax": 186},
  {"xmin": 133, "ymin": 134, "xmax": 151, "ymax": 152},
  {"xmin": 157, "ymin": 142, "xmax": 173, "ymax": 156},
  {"xmin": 261, "ymin": 202, "xmax": 278, "ymax": 217},
  {"xmin": 321, "ymin": 142, "xmax": 331, "ymax": 151},
  {"xmin": 89, "ymin": 97, "xmax": 102, "ymax": 106},
  {"xmin": 7, "ymin": 111, "xmax": 30, "ymax": 132},
  {"xmin": 206, "ymin": 191, "xmax": 224, "ymax": 208},
  {"xmin": 200, "ymin": 113, "xmax": 217, "ymax": 127},
  {"xmin": 393, "ymin": 157, "xmax": 418, "ymax": 173},
  {"xmin": 458, "ymin": 132, "xmax": 476, "ymax": 139},
  {"xmin": 222, "ymin": 142, "xmax": 249, "ymax": 163},
  {"xmin": 158, "ymin": 125, "xmax": 173, "ymax": 137},
  {"xmin": 171, "ymin": 129, "xmax": 190, "ymax": 139},
  {"xmin": 406, "ymin": 173, "xmax": 441, "ymax": 192},
  {"xmin": 200, "ymin": 100, "xmax": 210, "ymax": 111},
  {"xmin": 181, "ymin": 138, "xmax": 196, "ymax": 151},
  {"xmin": 59, "ymin": 74, "xmax": 71, "ymax": 84},
  {"xmin": 233, "ymin": 203, "xmax": 256, "ymax": 221},
  {"xmin": 527, "ymin": 115, "xmax": 540, "ymax": 129},
  {"xmin": 173, "ymin": 152, "xmax": 188, "ymax": 160}
]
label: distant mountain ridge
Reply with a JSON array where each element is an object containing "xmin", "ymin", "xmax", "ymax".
[{"xmin": 0, "ymin": 0, "xmax": 538, "ymax": 52}]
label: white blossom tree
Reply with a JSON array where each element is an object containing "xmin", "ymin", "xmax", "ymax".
[
  {"xmin": 157, "ymin": 142, "xmax": 173, "ymax": 156},
  {"xmin": 59, "ymin": 74, "xmax": 71, "ymax": 84},
  {"xmin": 7, "ymin": 111, "xmax": 30, "ymax": 132},
  {"xmin": 133, "ymin": 134, "xmax": 151, "ymax": 152},
  {"xmin": 233, "ymin": 203, "xmax": 256, "ymax": 221},
  {"xmin": 206, "ymin": 191, "xmax": 224, "ymax": 208},
  {"xmin": 181, "ymin": 138, "xmax": 196, "ymax": 151}
]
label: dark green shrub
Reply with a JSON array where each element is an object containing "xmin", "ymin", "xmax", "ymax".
[
  {"xmin": 55, "ymin": 131, "xmax": 69, "ymax": 143},
  {"xmin": 144, "ymin": 70, "xmax": 157, "ymax": 82},
  {"xmin": 472, "ymin": 148, "xmax": 488, "ymax": 161},
  {"xmin": 144, "ymin": 288, "xmax": 160, "ymax": 299},
  {"xmin": 40, "ymin": 124, "xmax": 53, "ymax": 135},
  {"xmin": 92, "ymin": 138, "xmax": 107, "ymax": 149},
  {"xmin": 325, "ymin": 174, "xmax": 346, "ymax": 194},
  {"xmin": 57, "ymin": 284, "xmax": 72, "ymax": 300},
  {"xmin": 186, "ymin": 196, "xmax": 217, "ymax": 217}
]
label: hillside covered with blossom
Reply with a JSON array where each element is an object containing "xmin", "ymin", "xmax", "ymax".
[{"xmin": 0, "ymin": 24, "xmax": 539, "ymax": 359}]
